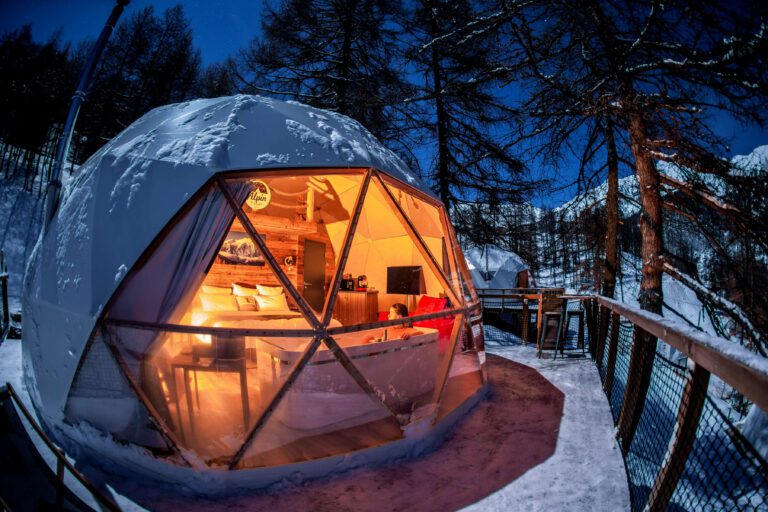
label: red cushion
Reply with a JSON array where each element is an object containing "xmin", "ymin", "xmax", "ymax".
[{"xmin": 414, "ymin": 295, "xmax": 447, "ymax": 315}]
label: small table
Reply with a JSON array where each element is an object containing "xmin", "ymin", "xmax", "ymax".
[{"xmin": 170, "ymin": 352, "xmax": 250, "ymax": 440}]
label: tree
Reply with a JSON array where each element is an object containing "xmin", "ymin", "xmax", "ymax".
[
  {"xmin": 453, "ymin": 0, "xmax": 768, "ymax": 445},
  {"xmin": 403, "ymin": 0, "xmax": 535, "ymax": 214},
  {"xmin": 0, "ymin": 26, "xmax": 75, "ymax": 186},
  {"xmin": 76, "ymin": 5, "xmax": 201, "ymax": 162},
  {"xmin": 234, "ymin": 0, "xmax": 408, "ymax": 153},
  {"xmin": 193, "ymin": 58, "xmax": 237, "ymax": 98}
]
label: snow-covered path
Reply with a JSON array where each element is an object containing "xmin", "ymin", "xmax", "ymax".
[{"xmin": 467, "ymin": 331, "xmax": 630, "ymax": 511}]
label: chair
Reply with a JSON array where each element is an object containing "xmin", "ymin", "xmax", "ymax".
[
  {"xmin": 561, "ymin": 302, "xmax": 587, "ymax": 355},
  {"xmin": 537, "ymin": 297, "xmax": 567, "ymax": 358}
]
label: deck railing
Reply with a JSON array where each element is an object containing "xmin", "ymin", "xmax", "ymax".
[
  {"xmin": 477, "ymin": 287, "xmax": 566, "ymax": 345},
  {"xmin": 2, "ymin": 382, "xmax": 122, "ymax": 511},
  {"xmin": 585, "ymin": 295, "xmax": 768, "ymax": 511},
  {"xmin": 481, "ymin": 289, "xmax": 768, "ymax": 511}
]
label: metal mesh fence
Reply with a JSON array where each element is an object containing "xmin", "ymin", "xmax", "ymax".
[
  {"xmin": 607, "ymin": 322, "xmax": 634, "ymax": 424},
  {"xmin": 587, "ymin": 306, "xmax": 768, "ymax": 511},
  {"xmin": 624, "ymin": 353, "xmax": 687, "ymax": 509},
  {"xmin": 669, "ymin": 385, "xmax": 768, "ymax": 511}
]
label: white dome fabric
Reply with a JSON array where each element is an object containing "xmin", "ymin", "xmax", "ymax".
[
  {"xmin": 488, "ymin": 253, "xmax": 529, "ymax": 289},
  {"xmin": 22, "ymin": 95, "xmax": 423, "ymax": 423},
  {"xmin": 463, "ymin": 244, "xmax": 530, "ymax": 289}
]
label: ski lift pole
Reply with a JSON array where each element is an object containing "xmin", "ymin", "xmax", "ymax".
[{"xmin": 43, "ymin": 0, "xmax": 129, "ymax": 234}]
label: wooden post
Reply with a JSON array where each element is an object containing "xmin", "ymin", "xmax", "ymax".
[
  {"xmin": 56, "ymin": 454, "xmax": 64, "ymax": 509},
  {"xmin": 617, "ymin": 325, "xmax": 657, "ymax": 452},
  {"xmin": 536, "ymin": 293, "xmax": 544, "ymax": 352},
  {"xmin": 522, "ymin": 298, "xmax": 530, "ymax": 344},
  {"xmin": 585, "ymin": 299, "xmax": 596, "ymax": 357},
  {"xmin": 604, "ymin": 312, "xmax": 620, "ymax": 396},
  {"xmin": 596, "ymin": 305, "xmax": 610, "ymax": 368},
  {"xmin": 577, "ymin": 307, "xmax": 584, "ymax": 349},
  {"xmin": 646, "ymin": 362, "xmax": 710, "ymax": 511}
]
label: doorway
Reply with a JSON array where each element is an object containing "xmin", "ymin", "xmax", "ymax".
[{"xmin": 302, "ymin": 239, "xmax": 326, "ymax": 312}]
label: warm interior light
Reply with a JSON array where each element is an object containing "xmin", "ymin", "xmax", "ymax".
[{"xmin": 190, "ymin": 310, "xmax": 213, "ymax": 344}]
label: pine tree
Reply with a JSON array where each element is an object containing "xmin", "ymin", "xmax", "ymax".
[
  {"xmin": 75, "ymin": 5, "xmax": 201, "ymax": 162},
  {"xmin": 234, "ymin": 0, "xmax": 408, "ymax": 153},
  {"xmin": 403, "ymin": 0, "xmax": 533, "ymax": 214},
  {"xmin": 0, "ymin": 26, "xmax": 75, "ymax": 185}
]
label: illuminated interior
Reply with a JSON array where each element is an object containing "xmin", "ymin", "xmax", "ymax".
[{"xmin": 66, "ymin": 168, "xmax": 485, "ymax": 468}]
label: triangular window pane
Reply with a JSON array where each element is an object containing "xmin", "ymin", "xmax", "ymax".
[
  {"xmin": 331, "ymin": 179, "xmax": 453, "ymax": 326},
  {"xmin": 334, "ymin": 314, "xmax": 467, "ymax": 425},
  {"xmin": 222, "ymin": 172, "xmax": 366, "ymax": 321},
  {"xmin": 435, "ymin": 317, "xmax": 485, "ymax": 423},
  {"xmin": 108, "ymin": 182, "xmax": 252, "ymax": 326},
  {"xmin": 65, "ymin": 332, "xmax": 168, "ymax": 450},
  {"xmin": 234, "ymin": 338, "xmax": 402, "ymax": 468},
  {"xmin": 384, "ymin": 180, "xmax": 463, "ymax": 301}
]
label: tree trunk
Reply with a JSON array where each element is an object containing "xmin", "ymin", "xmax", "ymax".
[
  {"xmin": 337, "ymin": 0, "xmax": 355, "ymax": 116},
  {"xmin": 617, "ymin": 111, "xmax": 664, "ymax": 451},
  {"xmin": 602, "ymin": 118, "xmax": 619, "ymax": 298},
  {"xmin": 429, "ymin": 5, "xmax": 451, "ymax": 212}
]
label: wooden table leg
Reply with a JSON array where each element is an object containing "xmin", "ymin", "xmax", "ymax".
[
  {"xmin": 183, "ymin": 368, "xmax": 195, "ymax": 435},
  {"xmin": 240, "ymin": 367, "xmax": 250, "ymax": 430}
]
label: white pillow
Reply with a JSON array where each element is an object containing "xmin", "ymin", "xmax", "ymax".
[
  {"xmin": 236, "ymin": 296, "xmax": 258, "ymax": 311},
  {"xmin": 200, "ymin": 294, "xmax": 238, "ymax": 312},
  {"xmin": 201, "ymin": 284, "xmax": 232, "ymax": 295},
  {"xmin": 233, "ymin": 283, "xmax": 258, "ymax": 297},
  {"xmin": 257, "ymin": 284, "xmax": 284, "ymax": 296},
  {"xmin": 255, "ymin": 293, "xmax": 290, "ymax": 311}
]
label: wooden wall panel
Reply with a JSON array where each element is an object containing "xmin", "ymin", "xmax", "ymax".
[{"xmin": 203, "ymin": 212, "xmax": 339, "ymax": 303}]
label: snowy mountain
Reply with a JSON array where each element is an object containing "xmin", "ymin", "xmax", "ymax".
[{"xmin": 553, "ymin": 145, "xmax": 768, "ymax": 220}]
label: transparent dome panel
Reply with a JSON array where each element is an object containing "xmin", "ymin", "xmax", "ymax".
[
  {"xmin": 383, "ymin": 178, "xmax": 463, "ymax": 301},
  {"xmin": 332, "ymin": 177, "xmax": 456, "ymax": 328},
  {"xmin": 435, "ymin": 317, "xmax": 486, "ymax": 424},
  {"xmin": 327, "ymin": 314, "xmax": 467, "ymax": 424},
  {"xmin": 103, "ymin": 322, "xmax": 314, "ymax": 465},
  {"xmin": 234, "ymin": 336, "xmax": 403, "ymax": 468},
  {"xmin": 222, "ymin": 171, "xmax": 366, "ymax": 321}
]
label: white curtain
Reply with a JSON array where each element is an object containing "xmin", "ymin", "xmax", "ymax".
[{"xmin": 109, "ymin": 180, "xmax": 250, "ymax": 326}]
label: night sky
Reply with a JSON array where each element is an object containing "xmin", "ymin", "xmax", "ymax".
[
  {"xmin": 0, "ymin": 0, "xmax": 263, "ymax": 65},
  {"xmin": 1, "ymin": 0, "xmax": 766, "ymax": 207}
]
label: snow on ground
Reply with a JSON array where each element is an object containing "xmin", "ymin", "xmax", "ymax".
[
  {"xmin": 0, "ymin": 338, "xmax": 146, "ymax": 511},
  {"xmin": 468, "ymin": 329, "xmax": 630, "ymax": 512},
  {"xmin": 1, "ymin": 326, "xmax": 630, "ymax": 511}
]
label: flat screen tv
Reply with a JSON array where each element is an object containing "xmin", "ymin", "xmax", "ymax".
[{"xmin": 387, "ymin": 266, "xmax": 423, "ymax": 295}]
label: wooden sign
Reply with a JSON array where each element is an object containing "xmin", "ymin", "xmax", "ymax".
[{"xmin": 246, "ymin": 180, "xmax": 271, "ymax": 210}]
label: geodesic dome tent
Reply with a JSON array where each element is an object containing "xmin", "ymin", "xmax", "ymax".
[
  {"xmin": 23, "ymin": 95, "xmax": 485, "ymax": 472},
  {"xmin": 465, "ymin": 244, "xmax": 535, "ymax": 290}
]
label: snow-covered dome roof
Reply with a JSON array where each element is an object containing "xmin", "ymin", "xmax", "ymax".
[{"xmin": 22, "ymin": 94, "xmax": 424, "ymax": 422}]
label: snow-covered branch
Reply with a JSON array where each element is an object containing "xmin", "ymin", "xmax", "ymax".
[{"xmin": 663, "ymin": 260, "xmax": 766, "ymax": 356}]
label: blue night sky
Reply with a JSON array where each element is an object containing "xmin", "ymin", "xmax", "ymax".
[
  {"xmin": 0, "ymin": 0, "xmax": 263, "ymax": 65},
  {"xmin": 1, "ymin": 0, "xmax": 766, "ymax": 207}
]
